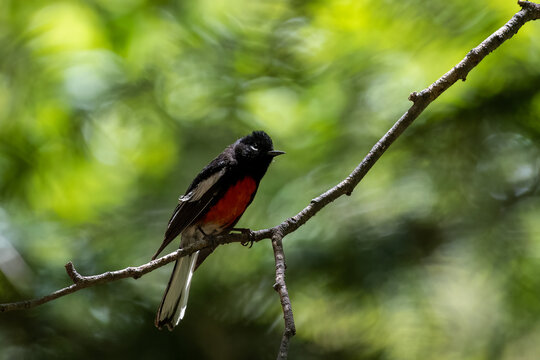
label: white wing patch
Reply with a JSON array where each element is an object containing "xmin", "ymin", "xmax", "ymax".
[
  {"xmin": 179, "ymin": 168, "xmax": 226, "ymax": 203},
  {"xmin": 168, "ymin": 168, "xmax": 226, "ymax": 228}
]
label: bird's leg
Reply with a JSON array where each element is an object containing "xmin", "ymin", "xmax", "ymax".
[
  {"xmin": 198, "ymin": 226, "xmax": 218, "ymax": 250},
  {"xmin": 231, "ymin": 228, "xmax": 255, "ymax": 248}
]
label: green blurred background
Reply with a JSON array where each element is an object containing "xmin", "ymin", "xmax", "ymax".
[{"xmin": 1, "ymin": 0, "xmax": 540, "ymax": 359}]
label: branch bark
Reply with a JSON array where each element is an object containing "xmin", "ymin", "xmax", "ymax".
[
  {"xmin": 1, "ymin": 2, "xmax": 539, "ymax": 359},
  {"xmin": 271, "ymin": 230, "xmax": 296, "ymax": 360}
]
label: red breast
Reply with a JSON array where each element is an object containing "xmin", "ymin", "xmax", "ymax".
[{"xmin": 201, "ymin": 176, "xmax": 257, "ymax": 227}]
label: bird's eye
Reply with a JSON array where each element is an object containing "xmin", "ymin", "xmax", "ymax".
[{"xmin": 250, "ymin": 145, "xmax": 258, "ymax": 152}]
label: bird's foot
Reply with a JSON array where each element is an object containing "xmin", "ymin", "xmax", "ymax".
[
  {"xmin": 200, "ymin": 226, "xmax": 218, "ymax": 250},
  {"xmin": 231, "ymin": 228, "xmax": 255, "ymax": 248}
]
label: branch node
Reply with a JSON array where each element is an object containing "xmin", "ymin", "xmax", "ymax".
[
  {"xmin": 518, "ymin": 0, "xmax": 532, "ymax": 9},
  {"xmin": 65, "ymin": 261, "xmax": 84, "ymax": 284},
  {"xmin": 408, "ymin": 91, "xmax": 419, "ymax": 102},
  {"xmin": 128, "ymin": 267, "xmax": 142, "ymax": 279}
]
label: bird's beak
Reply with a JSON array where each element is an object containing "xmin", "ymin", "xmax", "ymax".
[{"xmin": 267, "ymin": 150, "xmax": 286, "ymax": 157}]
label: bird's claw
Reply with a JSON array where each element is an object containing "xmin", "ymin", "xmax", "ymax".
[
  {"xmin": 232, "ymin": 228, "xmax": 255, "ymax": 248},
  {"xmin": 241, "ymin": 240, "xmax": 254, "ymax": 248}
]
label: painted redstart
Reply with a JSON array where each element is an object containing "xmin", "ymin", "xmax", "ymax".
[{"xmin": 152, "ymin": 131, "xmax": 284, "ymax": 331}]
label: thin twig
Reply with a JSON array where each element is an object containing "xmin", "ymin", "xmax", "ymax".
[
  {"xmin": 0, "ymin": 240, "xmax": 210, "ymax": 311},
  {"xmin": 1, "ymin": 3, "xmax": 539, "ymax": 359},
  {"xmin": 271, "ymin": 230, "xmax": 296, "ymax": 360}
]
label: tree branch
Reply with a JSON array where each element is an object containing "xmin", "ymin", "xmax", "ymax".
[
  {"xmin": 1, "ymin": 2, "xmax": 539, "ymax": 359},
  {"xmin": 271, "ymin": 230, "xmax": 296, "ymax": 360}
]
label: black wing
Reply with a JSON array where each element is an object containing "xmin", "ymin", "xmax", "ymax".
[{"xmin": 152, "ymin": 154, "xmax": 232, "ymax": 260}]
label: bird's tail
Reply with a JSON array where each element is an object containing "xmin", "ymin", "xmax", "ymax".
[{"xmin": 155, "ymin": 250, "xmax": 199, "ymax": 331}]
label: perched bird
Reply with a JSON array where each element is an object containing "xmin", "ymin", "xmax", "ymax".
[{"xmin": 152, "ymin": 131, "xmax": 284, "ymax": 331}]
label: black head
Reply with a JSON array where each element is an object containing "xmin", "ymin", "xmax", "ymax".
[{"xmin": 233, "ymin": 131, "xmax": 285, "ymax": 165}]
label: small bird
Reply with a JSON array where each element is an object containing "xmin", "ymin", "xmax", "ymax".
[{"xmin": 152, "ymin": 131, "xmax": 284, "ymax": 331}]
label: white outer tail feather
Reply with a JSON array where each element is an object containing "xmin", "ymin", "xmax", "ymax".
[
  {"xmin": 175, "ymin": 250, "xmax": 198, "ymax": 324},
  {"xmin": 158, "ymin": 250, "xmax": 199, "ymax": 328}
]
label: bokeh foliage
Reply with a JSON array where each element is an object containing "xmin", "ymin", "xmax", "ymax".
[{"xmin": 1, "ymin": 0, "xmax": 540, "ymax": 359}]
